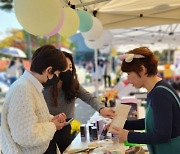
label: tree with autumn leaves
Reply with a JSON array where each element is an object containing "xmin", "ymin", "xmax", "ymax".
[{"xmin": 0, "ymin": 0, "xmax": 76, "ymax": 59}]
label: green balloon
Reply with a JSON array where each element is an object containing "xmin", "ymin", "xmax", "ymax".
[{"xmin": 77, "ymin": 10, "xmax": 93, "ymax": 32}]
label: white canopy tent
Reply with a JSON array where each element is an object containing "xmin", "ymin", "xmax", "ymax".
[
  {"xmin": 65, "ymin": 0, "xmax": 180, "ymax": 95},
  {"xmin": 110, "ymin": 23, "xmax": 180, "ymax": 52},
  {"xmin": 95, "ymin": 0, "xmax": 180, "ymax": 29},
  {"xmin": 66, "ymin": 0, "xmax": 180, "ymax": 29},
  {"xmin": 66, "ymin": 0, "xmax": 180, "ymax": 49}
]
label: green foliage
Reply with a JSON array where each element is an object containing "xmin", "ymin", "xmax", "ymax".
[
  {"xmin": 154, "ymin": 49, "xmax": 174, "ymax": 65},
  {"xmin": 0, "ymin": 29, "xmax": 25, "ymax": 49},
  {"xmin": 0, "ymin": 1, "xmax": 76, "ymax": 55},
  {"xmin": 0, "ymin": 0, "xmax": 13, "ymax": 11}
]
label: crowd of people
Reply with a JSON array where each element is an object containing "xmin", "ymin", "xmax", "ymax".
[
  {"xmin": 1, "ymin": 45, "xmax": 180, "ymax": 154},
  {"xmin": 84, "ymin": 58, "xmax": 122, "ymax": 89}
]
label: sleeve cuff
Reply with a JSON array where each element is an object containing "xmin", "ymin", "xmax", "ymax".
[{"xmin": 49, "ymin": 114, "xmax": 54, "ymax": 121}]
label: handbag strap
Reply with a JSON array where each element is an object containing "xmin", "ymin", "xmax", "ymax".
[{"xmin": 156, "ymin": 85, "xmax": 180, "ymax": 107}]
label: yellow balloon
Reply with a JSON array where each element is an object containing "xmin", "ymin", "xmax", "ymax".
[
  {"xmin": 59, "ymin": 7, "xmax": 79, "ymax": 38},
  {"xmin": 14, "ymin": 0, "xmax": 63, "ymax": 36}
]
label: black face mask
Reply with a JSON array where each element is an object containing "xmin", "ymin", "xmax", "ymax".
[
  {"xmin": 59, "ymin": 70, "xmax": 72, "ymax": 83},
  {"xmin": 42, "ymin": 74, "xmax": 59, "ymax": 87}
]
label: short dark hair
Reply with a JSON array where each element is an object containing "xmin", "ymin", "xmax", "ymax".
[
  {"xmin": 30, "ymin": 45, "xmax": 67, "ymax": 74},
  {"xmin": 121, "ymin": 47, "xmax": 158, "ymax": 77}
]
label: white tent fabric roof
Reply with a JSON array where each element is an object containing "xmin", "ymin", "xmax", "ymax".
[
  {"xmin": 67, "ymin": 0, "xmax": 180, "ymax": 29},
  {"xmin": 66, "ymin": 0, "xmax": 180, "ymax": 94},
  {"xmin": 98, "ymin": 0, "xmax": 180, "ymax": 29},
  {"xmin": 67, "ymin": 0, "xmax": 180, "ymax": 50},
  {"xmin": 110, "ymin": 24, "xmax": 180, "ymax": 51}
]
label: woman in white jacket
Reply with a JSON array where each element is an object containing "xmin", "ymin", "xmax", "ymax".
[{"xmin": 1, "ymin": 45, "xmax": 68, "ymax": 154}]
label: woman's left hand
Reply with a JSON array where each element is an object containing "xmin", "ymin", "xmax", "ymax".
[
  {"xmin": 58, "ymin": 113, "xmax": 67, "ymax": 123},
  {"xmin": 99, "ymin": 107, "xmax": 115, "ymax": 118},
  {"xmin": 110, "ymin": 126, "xmax": 129, "ymax": 141}
]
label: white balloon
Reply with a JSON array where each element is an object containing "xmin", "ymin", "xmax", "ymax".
[
  {"xmin": 81, "ymin": 17, "xmax": 103, "ymax": 40},
  {"xmin": 85, "ymin": 30, "xmax": 113, "ymax": 49},
  {"xmin": 103, "ymin": 30, "xmax": 113, "ymax": 46},
  {"xmin": 99, "ymin": 45, "xmax": 111, "ymax": 54},
  {"xmin": 85, "ymin": 34, "xmax": 104, "ymax": 49}
]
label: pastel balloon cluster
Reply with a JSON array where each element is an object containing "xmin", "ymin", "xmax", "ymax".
[
  {"xmin": 14, "ymin": 0, "xmax": 97, "ymax": 38},
  {"xmin": 14, "ymin": 0, "xmax": 114, "ymax": 48},
  {"xmin": 79, "ymin": 13, "xmax": 113, "ymax": 50},
  {"xmin": 77, "ymin": 10, "xmax": 113, "ymax": 51}
]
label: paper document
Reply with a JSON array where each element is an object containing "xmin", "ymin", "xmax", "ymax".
[{"xmin": 109, "ymin": 104, "xmax": 131, "ymax": 132}]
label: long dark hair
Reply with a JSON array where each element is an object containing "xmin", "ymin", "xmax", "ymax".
[{"xmin": 50, "ymin": 51, "xmax": 79, "ymax": 106}]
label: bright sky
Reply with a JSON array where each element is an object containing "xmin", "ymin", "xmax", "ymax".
[{"xmin": 0, "ymin": 9, "xmax": 22, "ymax": 40}]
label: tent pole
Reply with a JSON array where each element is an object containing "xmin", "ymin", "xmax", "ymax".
[
  {"xmin": 27, "ymin": 33, "xmax": 32, "ymax": 62},
  {"xmin": 167, "ymin": 44, "xmax": 171, "ymax": 64},
  {"xmin": 94, "ymin": 49, "xmax": 99, "ymax": 97}
]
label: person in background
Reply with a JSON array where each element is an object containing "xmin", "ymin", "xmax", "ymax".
[
  {"xmin": 1, "ymin": 45, "xmax": 68, "ymax": 154},
  {"xmin": 16, "ymin": 57, "xmax": 25, "ymax": 76},
  {"xmin": 115, "ymin": 61, "xmax": 123, "ymax": 84},
  {"xmin": 171, "ymin": 77, "xmax": 180, "ymax": 93},
  {"xmin": 103, "ymin": 59, "xmax": 112, "ymax": 88},
  {"xmin": 84, "ymin": 61, "xmax": 93, "ymax": 84},
  {"xmin": 6, "ymin": 57, "xmax": 25, "ymax": 85},
  {"xmin": 110, "ymin": 47, "xmax": 180, "ymax": 154},
  {"xmin": 92, "ymin": 59, "xmax": 104, "ymax": 85},
  {"xmin": 43, "ymin": 51, "xmax": 115, "ymax": 153},
  {"xmin": 6, "ymin": 57, "xmax": 18, "ymax": 84}
]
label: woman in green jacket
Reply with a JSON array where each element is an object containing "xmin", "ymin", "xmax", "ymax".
[{"xmin": 110, "ymin": 47, "xmax": 180, "ymax": 154}]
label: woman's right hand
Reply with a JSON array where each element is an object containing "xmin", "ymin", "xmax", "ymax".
[
  {"xmin": 99, "ymin": 107, "xmax": 116, "ymax": 119},
  {"xmin": 109, "ymin": 126, "xmax": 129, "ymax": 141},
  {"xmin": 52, "ymin": 113, "xmax": 66, "ymax": 130}
]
